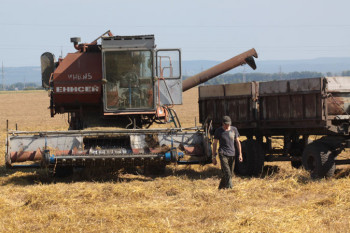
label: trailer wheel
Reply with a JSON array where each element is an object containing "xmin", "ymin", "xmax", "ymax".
[
  {"xmin": 291, "ymin": 161, "xmax": 302, "ymax": 169},
  {"xmin": 302, "ymin": 141, "xmax": 335, "ymax": 179},
  {"xmin": 235, "ymin": 139, "xmax": 265, "ymax": 176},
  {"xmin": 290, "ymin": 136, "xmax": 312, "ymax": 169}
]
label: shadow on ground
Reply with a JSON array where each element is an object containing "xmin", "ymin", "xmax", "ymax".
[
  {"xmin": 0, "ymin": 164, "xmax": 222, "ymax": 186},
  {"xmin": 2, "ymin": 164, "xmax": 350, "ymax": 186}
]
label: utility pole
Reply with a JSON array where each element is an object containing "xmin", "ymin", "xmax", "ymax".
[
  {"xmin": 279, "ymin": 65, "xmax": 282, "ymax": 80},
  {"xmin": 1, "ymin": 62, "xmax": 4, "ymax": 91}
]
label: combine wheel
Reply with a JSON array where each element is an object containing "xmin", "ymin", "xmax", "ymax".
[
  {"xmin": 302, "ymin": 141, "xmax": 335, "ymax": 179},
  {"xmin": 235, "ymin": 139, "xmax": 265, "ymax": 176}
]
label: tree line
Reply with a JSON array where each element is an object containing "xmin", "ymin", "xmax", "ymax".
[
  {"xmin": 1, "ymin": 82, "xmax": 42, "ymax": 91},
  {"xmin": 2, "ymin": 70, "xmax": 350, "ymax": 91},
  {"xmin": 184, "ymin": 70, "xmax": 350, "ymax": 85}
]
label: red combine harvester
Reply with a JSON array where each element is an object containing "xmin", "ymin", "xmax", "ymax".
[{"xmin": 6, "ymin": 31, "xmax": 257, "ymax": 175}]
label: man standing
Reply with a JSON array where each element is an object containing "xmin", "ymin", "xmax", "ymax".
[{"xmin": 212, "ymin": 116, "xmax": 243, "ymax": 189}]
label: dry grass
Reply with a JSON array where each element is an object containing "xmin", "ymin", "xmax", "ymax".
[{"xmin": 1, "ymin": 89, "xmax": 350, "ymax": 232}]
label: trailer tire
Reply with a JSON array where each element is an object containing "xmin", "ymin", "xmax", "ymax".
[
  {"xmin": 302, "ymin": 141, "xmax": 335, "ymax": 179},
  {"xmin": 290, "ymin": 137, "xmax": 312, "ymax": 169},
  {"xmin": 291, "ymin": 161, "xmax": 302, "ymax": 169},
  {"xmin": 235, "ymin": 139, "xmax": 265, "ymax": 176}
]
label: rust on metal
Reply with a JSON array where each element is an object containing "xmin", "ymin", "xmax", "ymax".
[
  {"xmin": 327, "ymin": 94, "xmax": 350, "ymax": 116},
  {"xmin": 10, "ymin": 149, "xmax": 43, "ymax": 163},
  {"xmin": 182, "ymin": 48, "xmax": 258, "ymax": 92},
  {"xmin": 10, "ymin": 145, "xmax": 204, "ymax": 163},
  {"xmin": 73, "ymin": 30, "xmax": 113, "ymax": 52},
  {"xmin": 104, "ymin": 111, "xmax": 156, "ymax": 116}
]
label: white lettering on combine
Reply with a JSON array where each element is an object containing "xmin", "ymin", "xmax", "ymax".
[
  {"xmin": 56, "ymin": 85, "xmax": 99, "ymax": 93},
  {"xmin": 67, "ymin": 73, "xmax": 93, "ymax": 80}
]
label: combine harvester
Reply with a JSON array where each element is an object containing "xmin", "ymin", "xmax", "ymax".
[{"xmin": 5, "ymin": 31, "xmax": 257, "ymax": 175}]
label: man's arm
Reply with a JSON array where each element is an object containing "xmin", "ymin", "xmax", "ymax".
[
  {"xmin": 235, "ymin": 138, "xmax": 243, "ymax": 162},
  {"xmin": 212, "ymin": 139, "xmax": 218, "ymax": 165}
]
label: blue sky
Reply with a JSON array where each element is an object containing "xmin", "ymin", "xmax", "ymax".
[{"xmin": 0, "ymin": 0, "xmax": 350, "ymax": 67}]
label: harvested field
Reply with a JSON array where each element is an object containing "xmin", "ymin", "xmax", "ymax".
[{"xmin": 1, "ymin": 89, "xmax": 350, "ymax": 232}]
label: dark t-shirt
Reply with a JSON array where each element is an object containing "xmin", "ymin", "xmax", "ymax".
[{"xmin": 214, "ymin": 126, "xmax": 240, "ymax": 156}]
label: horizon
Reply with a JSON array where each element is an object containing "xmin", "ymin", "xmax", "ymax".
[
  {"xmin": 2, "ymin": 56, "xmax": 350, "ymax": 86},
  {"xmin": 2, "ymin": 55, "xmax": 350, "ymax": 68}
]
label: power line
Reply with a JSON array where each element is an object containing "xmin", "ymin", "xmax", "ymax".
[
  {"xmin": 0, "ymin": 45, "xmax": 349, "ymax": 51},
  {"xmin": 1, "ymin": 23, "xmax": 350, "ymax": 29}
]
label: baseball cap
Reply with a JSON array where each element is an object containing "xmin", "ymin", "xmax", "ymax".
[{"xmin": 222, "ymin": 116, "xmax": 231, "ymax": 125}]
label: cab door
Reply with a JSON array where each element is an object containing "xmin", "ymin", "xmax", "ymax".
[{"xmin": 156, "ymin": 49, "xmax": 182, "ymax": 105}]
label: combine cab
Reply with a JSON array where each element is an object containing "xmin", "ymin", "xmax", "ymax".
[
  {"xmin": 6, "ymin": 31, "xmax": 258, "ymax": 174},
  {"xmin": 41, "ymin": 31, "xmax": 185, "ymax": 129}
]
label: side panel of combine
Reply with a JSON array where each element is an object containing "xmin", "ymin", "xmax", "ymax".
[{"xmin": 53, "ymin": 52, "xmax": 102, "ymax": 110}]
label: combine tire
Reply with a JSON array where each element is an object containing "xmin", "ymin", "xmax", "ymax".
[
  {"xmin": 302, "ymin": 141, "xmax": 335, "ymax": 179},
  {"xmin": 235, "ymin": 139, "xmax": 265, "ymax": 176}
]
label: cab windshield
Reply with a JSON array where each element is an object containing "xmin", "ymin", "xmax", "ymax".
[{"xmin": 104, "ymin": 50, "xmax": 153, "ymax": 110}]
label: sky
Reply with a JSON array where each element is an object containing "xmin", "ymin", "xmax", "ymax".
[{"xmin": 0, "ymin": 0, "xmax": 350, "ymax": 67}]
